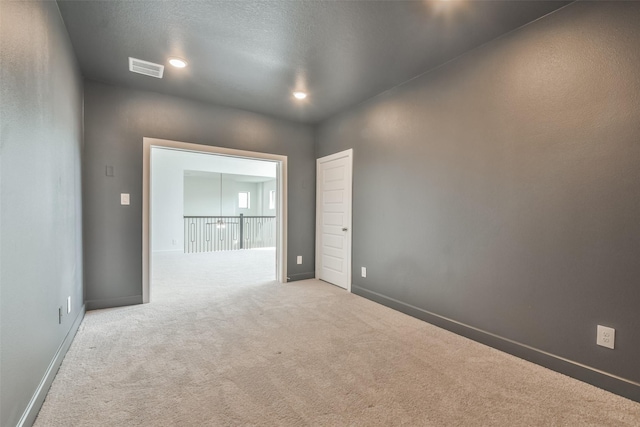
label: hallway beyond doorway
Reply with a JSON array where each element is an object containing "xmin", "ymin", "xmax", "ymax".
[{"xmin": 151, "ymin": 248, "xmax": 276, "ymax": 303}]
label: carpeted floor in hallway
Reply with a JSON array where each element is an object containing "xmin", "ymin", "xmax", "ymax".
[{"xmin": 34, "ymin": 249, "xmax": 640, "ymax": 426}]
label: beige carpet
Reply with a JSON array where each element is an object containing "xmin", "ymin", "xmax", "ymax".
[{"xmin": 34, "ymin": 249, "xmax": 640, "ymax": 426}]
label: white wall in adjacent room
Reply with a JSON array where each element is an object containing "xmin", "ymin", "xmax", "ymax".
[{"xmin": 184, "ymin": 174, "xmax": 220, "ymax": 216}]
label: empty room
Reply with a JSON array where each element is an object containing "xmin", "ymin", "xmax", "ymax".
[{"xmin": 1, "ymin": 0, "xmax": 639, "ymax": 426}]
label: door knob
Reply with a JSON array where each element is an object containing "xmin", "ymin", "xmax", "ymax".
[{"xmin": 342, "ymin": 227, "xmax": 348, "ymax": 231}]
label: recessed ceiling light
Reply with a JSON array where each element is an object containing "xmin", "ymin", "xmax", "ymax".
[
  {"xmin": 168, "ymin": 58, "xmax": 188, "ymax": 68},
  {"xmin": 293, "ymin": 91, "xmax": 307, "ymax": 100}
]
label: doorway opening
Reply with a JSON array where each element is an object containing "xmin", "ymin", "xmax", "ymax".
[{"xmin": 142, "ymin": 138, "xmax": 287, "ymax": 303}]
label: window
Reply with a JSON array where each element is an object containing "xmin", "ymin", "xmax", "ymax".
[
  {"xmin": 269, "ymin": 190, "xmax": 276, "ymax": 210},
  {"xmin": 238, "ymin": 192, "xmax": 250, "ymax": 209}
]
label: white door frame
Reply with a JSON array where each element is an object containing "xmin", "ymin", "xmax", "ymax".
[
  {"xmin": 142, "ymin": 137, "xmax": 288, "ymax": 303},
  {"xmin": 315, "ymin": 148, "xmax": 353, "ymax": 292}
]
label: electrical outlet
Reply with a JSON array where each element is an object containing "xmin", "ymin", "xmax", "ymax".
[
  {"xmin": 172, "ymin": 239, "xmax": 177, "ymax": 245},
  {"xmin": 297, "ymin": 256, "xmax": 302, "ymax": 265},
  {"xmin": 597, "ymin": 325, "xmax": 615, "ymax": 349},
  {"xmin": 120, "ymin": 193, "xmax": 130, "ymax": 205},
  {"xmin": 361, "ymin": 267, "xmax": 367, "ymax": 278},
  {"xmin": 67, "ymin": 296, "xmax": 71, "ymax": 314}
]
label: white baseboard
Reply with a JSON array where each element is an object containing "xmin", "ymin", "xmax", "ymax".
[{"xmin": 17, "ymin": 305, "xmax": 86, "ymax": 427}]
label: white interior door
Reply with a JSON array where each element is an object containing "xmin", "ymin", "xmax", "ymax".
[{"xmin": 316, "ymin": 149, "xmax": 353, "ymax": 291}]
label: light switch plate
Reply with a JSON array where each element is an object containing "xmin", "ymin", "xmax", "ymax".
[
  {"xmin": 361, "ymin": 267, "xmax": 367, "ymax": 278},
  {"xmin": 121, "ymin": 193, "xmax": 130, "ymax": 205},
  {"xmin": 296, "ymin": 256, "xmax": 302, "ymax": 265}
]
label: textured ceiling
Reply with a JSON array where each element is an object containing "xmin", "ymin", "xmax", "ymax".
[{"xmin": 57, "ymin": 1, "xmax": 571, "ymax": 124}]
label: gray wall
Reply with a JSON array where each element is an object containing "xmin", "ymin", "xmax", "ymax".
[
  {"xmin": 316, "ymin": 1, "xmax": 640, "ymax": 397},
  {"xmin": 83, "ymin": 81, "xmax": 315, "ymax": 308},
  {"xmin": 0, "ymin": 1, "xmax": 84, "ymax": 426},
  {"xmin": 183, "ymin": 175, "xmax": 265, "ymax": 217}
]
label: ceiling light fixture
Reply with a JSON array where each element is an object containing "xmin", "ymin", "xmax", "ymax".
[
  {"xmin": 293, "ymin": 91, "xmax": 307, "ymax": 100},
  {"xmin": 168, "ymin": 58, "xmax": 188, "ymax": 68}
]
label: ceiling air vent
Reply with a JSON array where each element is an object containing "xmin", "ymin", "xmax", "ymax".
[{"xmin": 128, "ymin": 57, "xmax": 164, "ymax": 79}]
